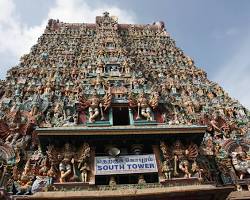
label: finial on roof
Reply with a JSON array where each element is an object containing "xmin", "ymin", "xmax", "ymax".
[{"xmin": 103, "ymin": 11, "xmax": 110, "ymax": 17}]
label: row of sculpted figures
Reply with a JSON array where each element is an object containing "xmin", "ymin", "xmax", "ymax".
[
  {"xmin": 160, "ymin": 140, "xmax": 202, "ymax": 180},
  {"xmin": 1, "ymin": 134, "xmax": 250, "ymax": 195},
  {"xmin": 0, "ymin": 84, "xmax": 162, "ymax": 130},
  {"xmin": 0, "ymin": 142, "xmax": 91, "ymax": 195},
  {"xmin": 159, "ymin": 136, "xmax": 250, "ymax": 191}
]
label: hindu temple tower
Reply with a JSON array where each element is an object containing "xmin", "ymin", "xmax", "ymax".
[{"xmin": 0, "ymin": 12, "xmax": 249, "ymax": 200}]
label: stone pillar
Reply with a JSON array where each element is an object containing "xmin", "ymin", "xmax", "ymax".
[
  {"xmin": 152, "ymin": 145, "xmax": 164, "ymax": 182},
  {"xmin": 89, "ymin": 147, "xmax": 95, "ymax": 185}
]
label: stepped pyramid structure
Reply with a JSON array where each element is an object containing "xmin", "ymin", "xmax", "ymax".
[{"xmin": 0, "ymin": 12, "xmax": 249, "ymax": 200}]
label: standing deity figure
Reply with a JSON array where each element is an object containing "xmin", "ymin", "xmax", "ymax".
[
  {"xmin": 128, "ymin": 91, "xmax": 159, "ymax": 121},
  {"xmin": 38, "ymin": 157, "xmax": 49, "ymax": 176},
  {"xmin": 122, "ymin": 60, "xmax": 130, "ymax": 74},
  {"xmin": 162, "ymin": 160, "xmax": 173, "ymax": 180},
  {"xmin": 96, "ymin": 60, "xmax": 104, "ymax": 74},
  {"xmin": 79, "ymin": 162, "xmax": 90, "ymax": 183},
  {"xmin": 78, "ymin": 90, "xmax": 112, "ymax": 123},
  {"xmin": 172, "ymin": 140, "xmax": 198, "ymax": 178},
  {"xmin": 77, "ymin": 143, "xmax": 91, "ymax": 183},
  {"xmin": 160, "ymin": 141, "xmax": 169, "ymax": 160},
  {"xmin": 172, "ymin": 140, "xmax": 184, "ymax": 176},
  {"xmin": 46, "ymin": 145, "xmax": 59, "ymax": 179}
]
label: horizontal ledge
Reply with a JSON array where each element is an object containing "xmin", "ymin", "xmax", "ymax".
[
  {"xmin": 36, "ymin": 125, "xmax": 207, "ymax": 136},
  {"xmin": 13, "ymin": 185, "xmax": 234, "ymax": 200}
]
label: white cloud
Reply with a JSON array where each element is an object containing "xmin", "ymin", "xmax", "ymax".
[
  {"xmin": 214, "ymin": 31, "xmax": 250, "ymax": 110},
  {"xmin": 48, "ymin": 0, "xmax": 136, "ymax": 24},
  {"xmin": 0, "ymin": 0, "xmax": 46, "ymax": 59},
  {"xmin": 0, "ymin": 0, "xmax": 136, "ymax": 79},
  {"xmin": 0, "ymin": 0, "xmax": 15, "ymax": 24}
]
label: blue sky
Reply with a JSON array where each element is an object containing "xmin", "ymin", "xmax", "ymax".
[{"xmin": 0, "ymin": 0, "xmax": 249, "ymax": 109}]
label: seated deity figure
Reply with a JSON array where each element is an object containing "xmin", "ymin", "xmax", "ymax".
[
  {"xmin": 191, "ymin": 161, "xmax": 203, "ymax": 179},
  {"xmin": 16, "ymin": 159, "xmax": 33, "ymax": 195},
  {"xmin": 78, "ymin": 90, "xmax": 112, "ymax": 123},
  {"xmin": 63, "ymin": 107, "xmax": 76, "ymax": 127},
  {"xmin": 59, "ymin": 143, "xmax": 73, "ymax": 183},
  {"xmin": 128, "ymin": 91, "xmax": 159, "ymax": 121},
  {"xmin": 88, "ymin": 91, "xmax": 102, "ymax": 122},
  {"xmin": 137, "ymin": 92, "xmax": 152, "ymax": 121}
]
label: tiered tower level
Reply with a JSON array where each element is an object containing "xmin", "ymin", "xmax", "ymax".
[{"xmin": 0, "ymin": 12, "xmax": 249, "ymax": 199}]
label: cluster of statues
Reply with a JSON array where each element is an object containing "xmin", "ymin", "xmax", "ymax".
[
  {"xmin": 0, "ymin": 12, "xmax": 249, "ymax": 195},
  {"xmin": 0, "ymin": 10, "xmax": 248, "ymax": 129},
  {"xmin": 160, "ymin": 141, "xmax": 202, "ymax": 180},
  {"xmin": 46, "ymin": 143, "xmax": 91, "ymax": 183},
  {"xmin": 8, "ymin": 142, "xmax": 90, "ymax": 195}
]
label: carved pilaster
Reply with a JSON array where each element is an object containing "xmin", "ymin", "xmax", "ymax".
[
  {"xmin": 152, "ymin": 145, "xmax": 164, "ymax": 182},
  {"xmin": 89, "ymin": 147, "xmax": 95, "ymax": 185}
]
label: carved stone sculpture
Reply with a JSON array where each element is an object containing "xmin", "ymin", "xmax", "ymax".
[{"xmin": 162, "ymin": 160, "xmax": 172, "ymax": 180}]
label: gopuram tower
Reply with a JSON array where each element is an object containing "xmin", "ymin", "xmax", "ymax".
[{"xmin": 0, "ymin": 12, "xmax": 249, "ymax": 200}]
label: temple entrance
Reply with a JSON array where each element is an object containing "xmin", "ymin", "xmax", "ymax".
[{"xmin": 112, "ymin": 107, "xmax": 130, "ymax": 126}]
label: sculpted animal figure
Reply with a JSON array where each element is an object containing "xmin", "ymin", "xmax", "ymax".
[{"xmin": 231, "ymin": 151, "xmax": 250, "ymax": 179}]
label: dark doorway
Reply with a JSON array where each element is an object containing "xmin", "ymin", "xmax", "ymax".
[{"xmin": 113, "ymin": 107, "xmax": 130, "ymax": 126}]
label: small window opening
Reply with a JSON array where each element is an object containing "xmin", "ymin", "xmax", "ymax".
[{"xmin": 113, "ymin": 107, "xmax": 130, "ymax": 126}]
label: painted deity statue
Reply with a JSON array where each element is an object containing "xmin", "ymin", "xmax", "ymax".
[
  {"xmin": 78, "ymin": 90, "xmax": 112, "ymax": 123},
  {"xmin": 160, "ymin": 140, "xmax": 198, "ymax": 179},
  {"xmin": 128, "ymin": 91, "xmax": 159, "ymax": 121},
  {"xmin": 77, "ymin": 143, "xmax": 91, "ymax": 183},
  {"xmin": 59, "ymin": 143, "xmax": 74, "ymax": 183},
  {"xmin": 46, "ymin": 142, "xmax": 91, "ymax": 183},
  {"xmin": 15, "ymin": 159, "xmax": 33, "ymax": 195},
  {"xmin": 162, "ymin": 160, "xmax": 173, "ymax": 180}
]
